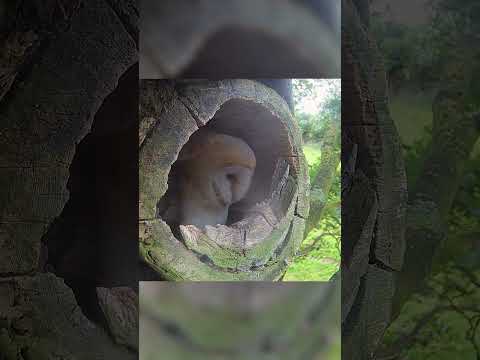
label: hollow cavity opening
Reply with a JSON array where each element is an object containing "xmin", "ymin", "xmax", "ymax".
[
  {"xmin": 158, "ymin": 98, "xmax": 296, "ymax": 235},
  {"xmin": 180, "ymin": 27, "xmax": 322, "ymax": 78}
]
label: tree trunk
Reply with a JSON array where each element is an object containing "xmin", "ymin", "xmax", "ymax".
[
  {"xmin": 341, "ymin": 1, "xmax": 408, "ymax": 359},
  {"xmin": 0, "ymin": 1, "xmax": 138, "ymax": 358},
  {"xmin": 304, "ymin": 117, "xmax": 340, "ymax": 236},
  {"xmin": 139, "ymin": 79, "xmax": 310, "ymax": 281},
  {"xmin": 256, "ymin": 79, "xmax": 294, "ymax": 111},
  {"xmin": 139, "ymin": 282, "xmax": 340, "ymax": 360},
  {"xmin": 392, "ymin": 90, "xmax": 480, "ymax": 318},
  {"xmin": 140, "ymin": 0, "xmax": 340, "ymax": 78}
]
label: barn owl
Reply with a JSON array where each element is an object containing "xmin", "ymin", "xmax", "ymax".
[{"xmin": 177, "ymin": 129, "xmax": 256, "ymax": 228}]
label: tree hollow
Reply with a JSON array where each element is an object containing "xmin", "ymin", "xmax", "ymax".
[{"xmin": 139, "ymin": 80, "xmax": 310, "ymax": 280}]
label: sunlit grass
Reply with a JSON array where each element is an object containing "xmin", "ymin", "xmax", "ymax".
[
  {"xmin": 389, "ymin": 90, "xmax": 433, "ymax": 145},
  {"xmin": 303, "ymin": 143, "xmax": 322, "ymax": 165},
  {"xmin": 284, "ymin": 142, "xmax": 340, "ymax": 281}
]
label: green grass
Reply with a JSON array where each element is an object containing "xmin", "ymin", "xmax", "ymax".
[
  {"xmin": 389, "ymin": 90, "xmax": 433, "ymax": 145},
  {"xmin": 303, "ymin": 143, "xmax": 322, "ymax": 171},
  {"xmin": 391, "ymin": 89, "xmax": 480, "ymax": 161},
  {"xmin": 284, "ymin": 143, "xmax": 341, "ymax": 281}
]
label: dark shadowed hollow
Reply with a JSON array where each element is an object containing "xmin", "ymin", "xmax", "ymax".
[
  {"xmin": 42, "ymin": 65, "xmax": 138, "ymax": 323},
  {"xmin": 139, "ymin": 0, "xmax": 340, "ymax": 79},
  {"xmin": 178, "ymin": 27, "xmax": 325, "ymax": 78}
]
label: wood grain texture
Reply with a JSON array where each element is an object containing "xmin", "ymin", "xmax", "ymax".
[
  {"xmin": 0, "ymin": 274, "xmax": 135, "ymax": 360},
  {"xmin": 97, "ymin": 286, "xmax": 139, "ymax": 351},
  {"xmin": 0, "ymin": 1, "xmax": 138, "ymax": 358},
  {"xmin": 0, "ymin": 0, "xmax": 137, "ymax": 275},
  {"xmin": 341, "ymin": 0, "xmax": 408, "ymax": 358}
]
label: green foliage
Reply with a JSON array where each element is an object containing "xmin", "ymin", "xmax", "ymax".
[
  {"xmin": 372, "ymin": 2, "xmax": 480, "ymax": 358},
  {"xmin": 372, "ymin": 0, "xmax": 480, "ymax": 105},
  {"xmin": 283, "ymin": 80, "xmax": 341, "ymax": 281},
  {"xmin": 296, "ymin": 112, "xmax": 325, "ymax": 143},
  {"xmin": 401, "ymin": 123, "xmax": 433, "ymax": 189},
  {"xmin": 382, "ymin": 124, "xmax": 480, "ymax": 359},
  {"xmin": 389, "ymin": 90, "xmax": 434, "ymax": 145},
  {"xmin": 371, "ymin": 16, "xmax": 442, "ymax": 91},
  {"xmin": 382, "ymin": 265, "xmax": 480, "ymax": 360},
  {"xmin": 292, "ymin": 79, "xmax": 316, "ymax": 108},
  {"xmin": 293, "ymin": 79, "xmax": 340, "ymax": 142},
  {"xmin": 284, "ymin": 144, "xmax": 341, "ymax": 281},
  {"xmin": 386, "ymin": 131, "xmax": 480, "ymax": 360}
]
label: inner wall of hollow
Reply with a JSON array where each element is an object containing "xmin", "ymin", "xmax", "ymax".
[{"xmin": 204, "ymin": 99, "xmax": 295, "ymax": 210}]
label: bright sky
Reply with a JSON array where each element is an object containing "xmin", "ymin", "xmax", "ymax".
[{"xmin": 293, "ymin": 79, "xmax": 340, "ymax": 115}]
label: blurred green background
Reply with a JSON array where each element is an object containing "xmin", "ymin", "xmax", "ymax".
[{"xmin": 284, "ymin": 79, "xmax": 341, "ymax": 281}]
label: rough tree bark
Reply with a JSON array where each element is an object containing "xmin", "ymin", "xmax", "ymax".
[
  {"xmin": 341, "ymin": 1, "xmax": 408, "ymax": 359},
  {"xmin": 304, "ymin": 116, "xmax": 341, "ymax": 237},
  {"xmin": 139, "ymin": 79, "xmax": 310, "ymax": 281},
  {"xmin": 140, "ymin": 0, "xmax": 340, "ymax": 78},
  {"xmin": 256, "ymin": 79, "xmax": 294, "ymax": 111},
  {"xmin": 139, "ymin": 282, "xmax": 340, "ymax": 360},
  {"xmin": 0, "ymin": 1, "xmax": 138, "ymax": 358}
]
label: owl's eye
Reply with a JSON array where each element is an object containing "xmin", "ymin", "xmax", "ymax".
[{"xmin": 226, "ymin": 174, "xmax": 237, "ymax": 184}]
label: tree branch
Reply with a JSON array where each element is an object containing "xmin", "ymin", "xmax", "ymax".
[
  {"xmin": 393, "ymin": 90, "xmax": 480, "ymax": 318},
  {"xmin": 304, "ymin": 118, "xmax": 340, "ymax": 237}
]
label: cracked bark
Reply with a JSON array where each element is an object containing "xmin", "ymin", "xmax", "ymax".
[
  {"xmin": 341, "ymin": 1, "xmax": 408, "ymax": 359},
  {"xmin": 0, "ymin": 0, "xmax": 138, "ymax": 358}
]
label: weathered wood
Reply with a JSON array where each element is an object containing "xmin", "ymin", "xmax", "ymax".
[
  {"xmin": 178, "ymin": 171, "xmax": 297, "ymax": 270},
  {"xmin": 97, "ymin": 287, "xmax": 139, "ymax": 351},
  {"xmin": 342, "ymin": 265, "xmax": 395, "ymax": 360},
  {"xmin": 139, "ymin": 94, "xmax": 198, "ymax": 220},
  {"xmin": 341, "ymin": 0, "xmax": 408, "ymax": 358},
  {"xmin": 139, "ymin": 282, "xmax": 340, "ymax": 360},
  {"xmin": 256, "ymin": 79, "xmax": 294, "ymax": 111},
  {"xmin": 341, "ymin": 169, "xmax": 378, "ymax": 323},
  {"xmin": 0, "ymin": 1, "xmax": 84, "ymax": 103},
  {"xmin": 0, "ymin": 31, "xmax": 37, "ymax": 101},
  {"xmin": 140, "ymin": 0, "xmax": 340, "ymax": 78},
  {"xmin": 139, "ymin": 80, "xmax": 176, "ymax": 146},
  {"xmin": 0, "ymin": 0, "xmax": 137, "ymax": 275},
  {"xmin": 139, "ymin": 80, "xmax": 309, "ymax": 280},
  {"xmin": 0, "ymin": 1, "xmax": 138, "ymax": 358},
  {"xmin": 0, "ymin": 274, "xmax": 135, "ymax": 360}
]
